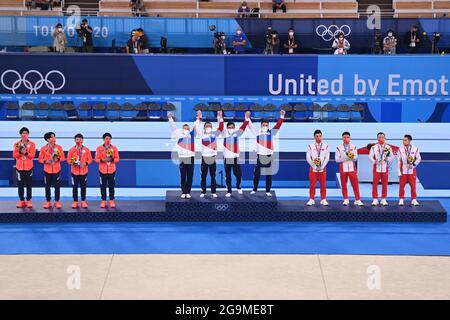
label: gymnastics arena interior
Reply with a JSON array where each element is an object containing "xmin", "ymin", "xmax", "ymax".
[{"xmin": 1, "ymin": 0, "xmax": 450, "ymax": 304}]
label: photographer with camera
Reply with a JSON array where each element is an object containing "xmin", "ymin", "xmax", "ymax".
[
  {"xmin": 232, "ymin": 28, "xmax": 247, "ymax": 54},
  {"xmin": 126, "ymin": 30, "xmax": 141, "ymax": 54},
  {"xmin": 264, "ymin": 26, "xmax": 280, "ymax": 55},
  {"xmin": 77, "ymin": 19, "xmax": 93, "ymax": 53},
  {"xmin": 213, "ymin": 32, "xmax": 227, "ymax": 54}
]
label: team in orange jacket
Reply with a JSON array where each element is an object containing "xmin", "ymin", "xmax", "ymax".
[
  {"xmin": 67, "ymin": 133, "xmax": 93, "ymax": 209},
  {"xmin": 38, "ymin": 132, "xmax": 65, "ymax": 209},
  {"xmin": 13, "ymin": 127, "xmax": 36, "ymax": 208},
  {"xmin": 95, "ymin": 133, "xmax": 120, "ymax": 208}
]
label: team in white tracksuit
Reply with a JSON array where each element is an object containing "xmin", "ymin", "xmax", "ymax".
[
  {"xmin": 306, "ymin": 130, "xmax": 330, "ymax": 205},
  {"xmin": 397, "ymin": 135, "xmax": 421, "ymax": 205}
]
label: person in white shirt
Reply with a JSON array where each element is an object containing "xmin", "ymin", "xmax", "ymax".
[
  {"xmin": 335, "ymin": 131, "xmax": 364, "ymax": 206},
  {"xmin": 332, "ymin": 32, "xmax": 350, "ymax": 55},
  {"xmin": 248, "ymin": 109, "xmax": 285, "ymax": 196},
  {"xmin": 168, "ymin": 111, "xmax": 200, "ymax": 199},
  {"xmin": 369, "ymin": 132, "xmax": 394, "ymax": 206},
  {"xmin": 397, "ymin": 134, "xmax": 421, "ymax": 206},
  {"xmin": 306, "ymin": 130, "xmax": 330, "ymax": 206},
  {"xmin": 195, "ymin": 110, "xmax": 224, "ymax": 198},
  {"xmin": 222, "ymin": 111, "xmax": 251, "ymax": 197}
]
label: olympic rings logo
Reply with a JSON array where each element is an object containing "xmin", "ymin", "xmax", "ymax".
[
  {"xmin": 315, "ymin": 25, "xmax": 351, "ymax": 42},
  {"xmin": 0, "ymin": 70, "xmax": 66, "ymax": 94},
  {"xmin": 214, "ymin": 203, "xmax": 230, "ymax": 212}
]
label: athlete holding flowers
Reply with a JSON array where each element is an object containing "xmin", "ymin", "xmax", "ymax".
[
  {"xmin": 13, "ymin": 127, "xmax": 36, "ymax": 208},
  {"xmin": 369, "ymin": 132, "xmax": 394, "ymax": 206},
  {"xmin": 335, "ymin": 131, "xmax": 364, "ymax": 206},
  {"xmin": 397, "ymin": 134, "xmax": 421, "ymax": 206},
  {"xmin": 306, "ymin": 130, "xmax": 330, "ymax": 206}
]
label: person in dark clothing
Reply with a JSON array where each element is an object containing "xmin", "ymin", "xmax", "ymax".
[
  {"xmin": 137, "ymin": 28, "xmax": 149, "ymax": 53},
  {"xmin": 283, "ymin": 28, "xmax": 298, "ymax": 54},
  {"xmin": 405, "ymin": 25, "xmax": 421, "ymax": 54},
  {"xmin": 79, "ymin": 19, "xmax": 93, "ymax": 53}
]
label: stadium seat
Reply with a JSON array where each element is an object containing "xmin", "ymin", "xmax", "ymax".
[
  {"xmin": 36, "ymin": 102, "xmax": 50, "ymax": 120},
  {"xmin": 337, "ymin": 104, "xmax": 351, "ymax": 122},
  {"xmin": 161, "ymin": 102, "xmax": 176, "ymax": 121},
  {"xmin": 78, "ymin": 102, "xmax": 93, "ymax": 121},
  {"xmin": 350, "ymin": 103, "xmax": 365, "ymax": 122},
  {"xmin": 221, "ymin": 103, "xmax": 235, "ymax": 121},
  {"xmin": 293, "ymin": 103, "xmax": 309, "ymax": 122},
  {"xmin": 234, "ymin": 103, "xmax": 248, "ymax": 121},
  {"xmin": 21, "ymin": 102, "xmax": 36, "ymax": 121},
  {"xmin": 106, "ymin": 102, "xmax": 121, "ymax": 121},
  {"xmin": 308, "ymin": 103, "xmax": 322, "ymax": 122},
  {"xmin": 148, "ymin": 102, "xmax": 162, "ymax": 120},
  {"xmin": 4, "ymin": 102, "xmax": 19, "ymax": 120},
  {"xmin": 49, "ymin": 102, "xmax": 67, "ymax": 121},
  {"xmin": 280, "ymin": 103, "xmax": 293, "ymax": 121},
  {"xmin": 134, "ymin": 103, "xmax": 148, "ymax": 121},
  {"xmin": 207, "ymin": 103, "xmax": 222, "ymax": 121},
  {"xmin": 93, "ymin": 103, "xmax": 107, "ymax": 120},
  {"xmin": 250, "ymin": 103, "xmax": 264, "ymax": 121},
  {"xmin": 120, "ymin": 102, "xmax": 136, "ymax": 120},
  {"xmin": 194, "ymin": 103, "xmax": 208, "ymax": 120},
  {"xmin": 263, "ymin": 103, "xmax": 277, "ymax": 121},
  {"xmin": 64, "ymin": 102, "xmax": 78, "ymax": 121},
  {"xmin": 321, "ymin": 103, "xmax": 337, "ymax": 122}
]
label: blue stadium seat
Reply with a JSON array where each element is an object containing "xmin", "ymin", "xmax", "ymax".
[
  {"xmin": 49, "ymin": 102, "xmax": 67, "ymax": 121},
  {"xmin": 64, "ymin": 102, "xmax": 78, "ymax": 121},
  {"xmin": 221, "ymin": 103, "xmax": 235, "ymax": 121},
  {"xmin": 120, "ymin": 102, "xmax": 136, "ymax": 120},
  {"xmin": 263, "ymin": 103, "xmax": 277, "ymax": 121},
  {"xmin": 135, "ymin": 103, "xmax": 148, "ymax": 121},
  {"xmin": 321, "ymin": 103, "xmax": 337, "ymax": 122},
  {"xmin": 350, "ymin": 103, "xmax": 364, "ymax": 122},
  {"xmin": 93, "ymin": 102, "xmax": 107, "ymax": 120},
  {"xmin": 5, "ymin": 102, "xmax": 20, "ymax": 120},
  {"xmin": 207, "ymin": 103, "xmax": 222, "ymax": 121},
  {"xmin": 106, "ymin": 102, "xmax": 121, "ymax": 121},
  {"xmin": 280, "ymin": 103, "xmax": 293, "ymax": 121},
  {"xmin": 78, "ymin": 102, "xmax": 92, "ymax": 121},
  {"xmin": 234, "ymin": 103, "xmax": 248, "ymax": 121},
  {"xmin": 293, "ymin": 103, "xmax": 309, "ymax": 122},
  {"xmin": 36, "ymin": 102, "xmax": 50, "ymax": 120},
  {"xmin": 148, "ymin": 102, "xmax": 162, "ymax": 120},
  {"xmin": 337, "ymin": 104, "xmax": 351, "ymax": 122},
  {"xmin": 21, "ymin": 102, "xmax": 36, "ymax": 121},
  {"xmin": 308, "ymin": 103, "xmax": 322, "ymax": 122},
  {"xmin": 250, "ymin": 103, "xmax": 264, "ymax": 121}
]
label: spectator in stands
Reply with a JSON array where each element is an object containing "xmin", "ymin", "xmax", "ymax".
[
  {"xmin": 130, "ymin": 0, "xmax": 144, "ymax": 17},
  {"xmin": 232, "ymin": 28, "xmax": 247, "ymax": 54},
  {"xmin": 283, "ymin": 28, "xmax": 298, "ymax": 54},
  {"xmin": 78, "ymin": 19, "xmax": 93, "ymax": 53},
  {"xmin": 405, "ymin": 25, "xmax": 421, "ymax": 54},
  {"xmin": 126, "ymin": 31, "xmax": 141, "ymax": 54},
  {"xmin": 383, "ymin": 29, "xmax": 397, "ymax": 55},
  {"xmin": 52, "ymin": 23, "xmax": 67, "ymax": 53},
  {"xmin": 332, "ymin": 32, "xmax": 350, "ymax": 55},
  {"xmin": 272, "ymin": 0, "xmax": 286, "ymax": 13},
  {"xmin": 238, "ymin": 1, "xmax": 251, "ymax": 18},
  {"xmin": 26, "ymin": 0, "xmax": 35, "ymax": 10},
  {"xmin": 137, "ymin": 28, "xmax": 149, "ymax": 54}
]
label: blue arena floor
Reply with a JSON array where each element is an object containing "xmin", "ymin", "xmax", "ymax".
[{"xmin": 0, "ymin": 197, "xmax": 449, "ymax": 256}]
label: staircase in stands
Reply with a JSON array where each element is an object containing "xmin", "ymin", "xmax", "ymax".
[{"xmin": 358, "ymin": 0, "xmax": 394, "ymax": 17}]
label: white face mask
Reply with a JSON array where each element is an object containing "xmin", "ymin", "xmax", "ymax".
[
  {"xmin": 205, "ymin": 127, "xmax": 212, "ymax": 134},
  {"xmin": 241, "ymin": 6, "xmax": 247, "ymax": 9},
  {"xmin": 289, "ymin": 32, "xmax": 294, "ymax": 36},
  {"xmin": 221, "ymin": 36, "xmax": 225, "ymax": 40},
  {"xmin": 58, "ymin": 28, "xmax": 63, "ymax": 32},
  {"xmin": 237, "ymin": 31, "xmax": 242, "ymax": 35},
  {"xmin": 183, "ymin": 129, "xmax": 190, "ymax": 136},
  {"xmin": 228, "ymin": 129, "xmax": 234, "ymax": 135},
  {"xmin": 261, "ymin": 126, "xmax": 269, "ymax": 133},
  {"xmin": 388, "ymin": 33, "xmax": 393, "ymax": 37}
]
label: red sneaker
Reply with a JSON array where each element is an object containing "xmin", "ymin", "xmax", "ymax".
[
  {"xmin": 54, "ymin": 201, "xmax": 62, "ymax": 209},
  {"xmin": 100, "ymin": 201, "xmax": 107, "ymax": 208},
  {"xmin": 81, "ymin": 201, "xmax": 88, "ymax": 209},
  {"xmin": 26, "ymin": 201, "xmax": 33, "ymax": 208},
  {"xmin": 16, "ymin": 201, "xmax": 25, "ymax": 208},
  {"xmin": 43, "ymin": 201, "xmax": 52, "ymax": 209},
  {"xmin": 71, "ymin": 201, "xmax": 79, "ymax": 209},
  {"xmin": 109, "ymin": 200, "xmax": 116, "ymax": 208}
]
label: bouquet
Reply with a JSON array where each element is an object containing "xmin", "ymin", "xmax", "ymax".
[
  {"xmin": 407, "ymin": 155, "xmax": 415, "ymax": 166},
  {"xmin": 346, "ymin": 151, "xmax": 355, "ymax": 160},
  {"xmin": 53, "ymin": 148, "xmax": 61, "ymax": 160},
  {"xmin": 15, "ymin": 141, "xmax": 25, "ymax": 154},
  {"xmin": 383, "ymin": 146, "xmax": 391, "ymax": 157},
  {"xmin": 106, "ymin": 149, "xmax": 114, "ymax": 163},
  {"xmin": 70, "ymin": 156, "xmax": 80, "ymax": 166},
  {"xmin": 313, "ymin": 158, "xmax": 321, "ymax": 168}
]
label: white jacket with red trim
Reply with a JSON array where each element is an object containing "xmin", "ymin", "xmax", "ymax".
[
  {"xmin": 335, "ymin": 143, "xmax": 358, "ymax": 173},
  {"xmin": 397, "ymin": 144, "xmax": 421, "ymax": 176}
]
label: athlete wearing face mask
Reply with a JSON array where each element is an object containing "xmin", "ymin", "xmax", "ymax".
[
  {"xmin": 67, "ymin": 133, "xmax": 93, "ymax": 209},
  {"xmin": 194, "ymin": 110, "xmax": 224, "ymax": 197},
  {"xmin": 332, "ymin": 32, "xmax": 350, "ymax": 55},
  {"xmin": 369, "ymin": 132, "xmax": 394, "ymax": 206},
  {"xmin": 306, "ymin": 130, "xmax": 330, "ymax": 206},
  {"xmin": 222, "ymin": 111, "xmax": 250, "ymax": 197},
  {"xmin": 248, "ymin": 109, "xmax": 285, "ymax": 196},
  {"xmin": 168, "ymin": 111, "xmax": 200, "ymax": 199},
  {"xmin": 283, "ymin": 28, "xmax": 298, "ymax": 54}
]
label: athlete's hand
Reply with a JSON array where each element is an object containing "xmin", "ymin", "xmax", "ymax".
[
  {"xmin": 167, "ymin": 112, "xmax": 173, "ymax": 120},
  {"xmin": 197, "ymin": 110, "xmax": 202, "ymax": 119},
  {"xmin": 245, "ymin": 110, "xmax": 251, "ymax": 119},
  {"xmin": 280, "ymin": 109, "xmax": 286, "ymax": 116},
  {"xmin": 217, "ymin": 110, "xmax": 223, "ymax": 118}
]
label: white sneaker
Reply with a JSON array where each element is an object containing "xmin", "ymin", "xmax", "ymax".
[
  {"xmin": 342, "ymin": 199, "xmax": 350, "ymax": 206},
  {"xmin": 371, "ymin": 199, "xmax": 379, "ymax": 206},
  {"xmin": 212, "ymin": 193, "xmax": 218, "ymax": 198},
  {"xmin": 320, "ymin": 199, "xmax": 329, "ymax": 206},
  {"xmin": 200, "ymin": 193, "xmax": 205, "ymax": 198},
  {"xmin": 399, "ymin": 199, "xmax": 404, "ymax": 206},
  {"xmin": 237, "ymin": 189, "xmax": 243, "ymax": 194},
  {"xmin": 381, "ymin": 199, "xmax": 388, "ymax": 206},
  {"xmin": 411, "ymin": 199, "xmax": 420, "ymax": 206},
  {"xmin": 181, "ymin": 194, "xmax": 186, "ymax": 199},
  {"xmin": 250, "ymin": 191, "xmax": 256, "ymax": 195},
  {"xmin": 266, "ymin": 192, "xmax": 272, "ymax": 197},
  {"xmin": 306, "ymin": 199, "xmax": 315, "ymax": 206},
  {"xmin": 225, "ymin": 193, "xmax": 231, "ymax": 198},
  {"xmin": 186, "ymin": 194, "xmax": 191, "ymax": 199},
  {"xmin": 354, "ymin": 200, "xmax": 364, "ymax": 207}
]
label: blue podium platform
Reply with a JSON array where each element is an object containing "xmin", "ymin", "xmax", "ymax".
[{"xmin": 0, "ymin": 191, "xmax": 446, "ymax": 223}]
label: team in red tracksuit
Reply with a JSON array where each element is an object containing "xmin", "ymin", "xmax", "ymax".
[
  {"xmin": 397, "ymin": 134, "xmax": 421, "ymax": 206},
  {"xmin": 369, "ymin": 132, "xmax": 394, "ymax": 206},
  {"xmin": 95, "ymin": 133, "xmax": 120, "ymax": 208},
  {"xmin": 13, "ymin": 127, "xmax": 36, "ymax": 208},
  {"xmin": 38, "ymin": 132, "xmax": 65, "ymax": 209},
  {"xmin": 67, "ymin": 133, "xmax": 92, "ymax": 209},
  {"xmin": 306, "ymin": 130, "xmax": 330, "ymax": 206},
  {"xmin": 334, "ymin": 132, "xmax": 364, "ymax": 206}
]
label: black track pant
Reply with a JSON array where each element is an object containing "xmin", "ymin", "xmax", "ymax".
[
  {"xmin": 253, "ymin": 154, "xmax": 273, "ymax": 192},
  {"xmin": 72, "ymin": 174, "xmax": 87, "ymax": 201},
  {"xmin": 17, "ymin": 169, "xmax": 32, "ymax": 201},
  {"xmin": 44, "ymin": 172, "xmax": 61, "ymax": 201},
  {"xmin": 179, "ymin": 156, "xmax": 194, "ymax": 194},
  {"xmin": 100, "ymin": 172, "xmax": 116, "ymax": 201},
  {"xmin": 201, "ymin": 156, "xmax": 217, "ymax": 194},
  {"xmin": 224, "ymin": 158, "xmax": 242, "ymax": 193}
]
